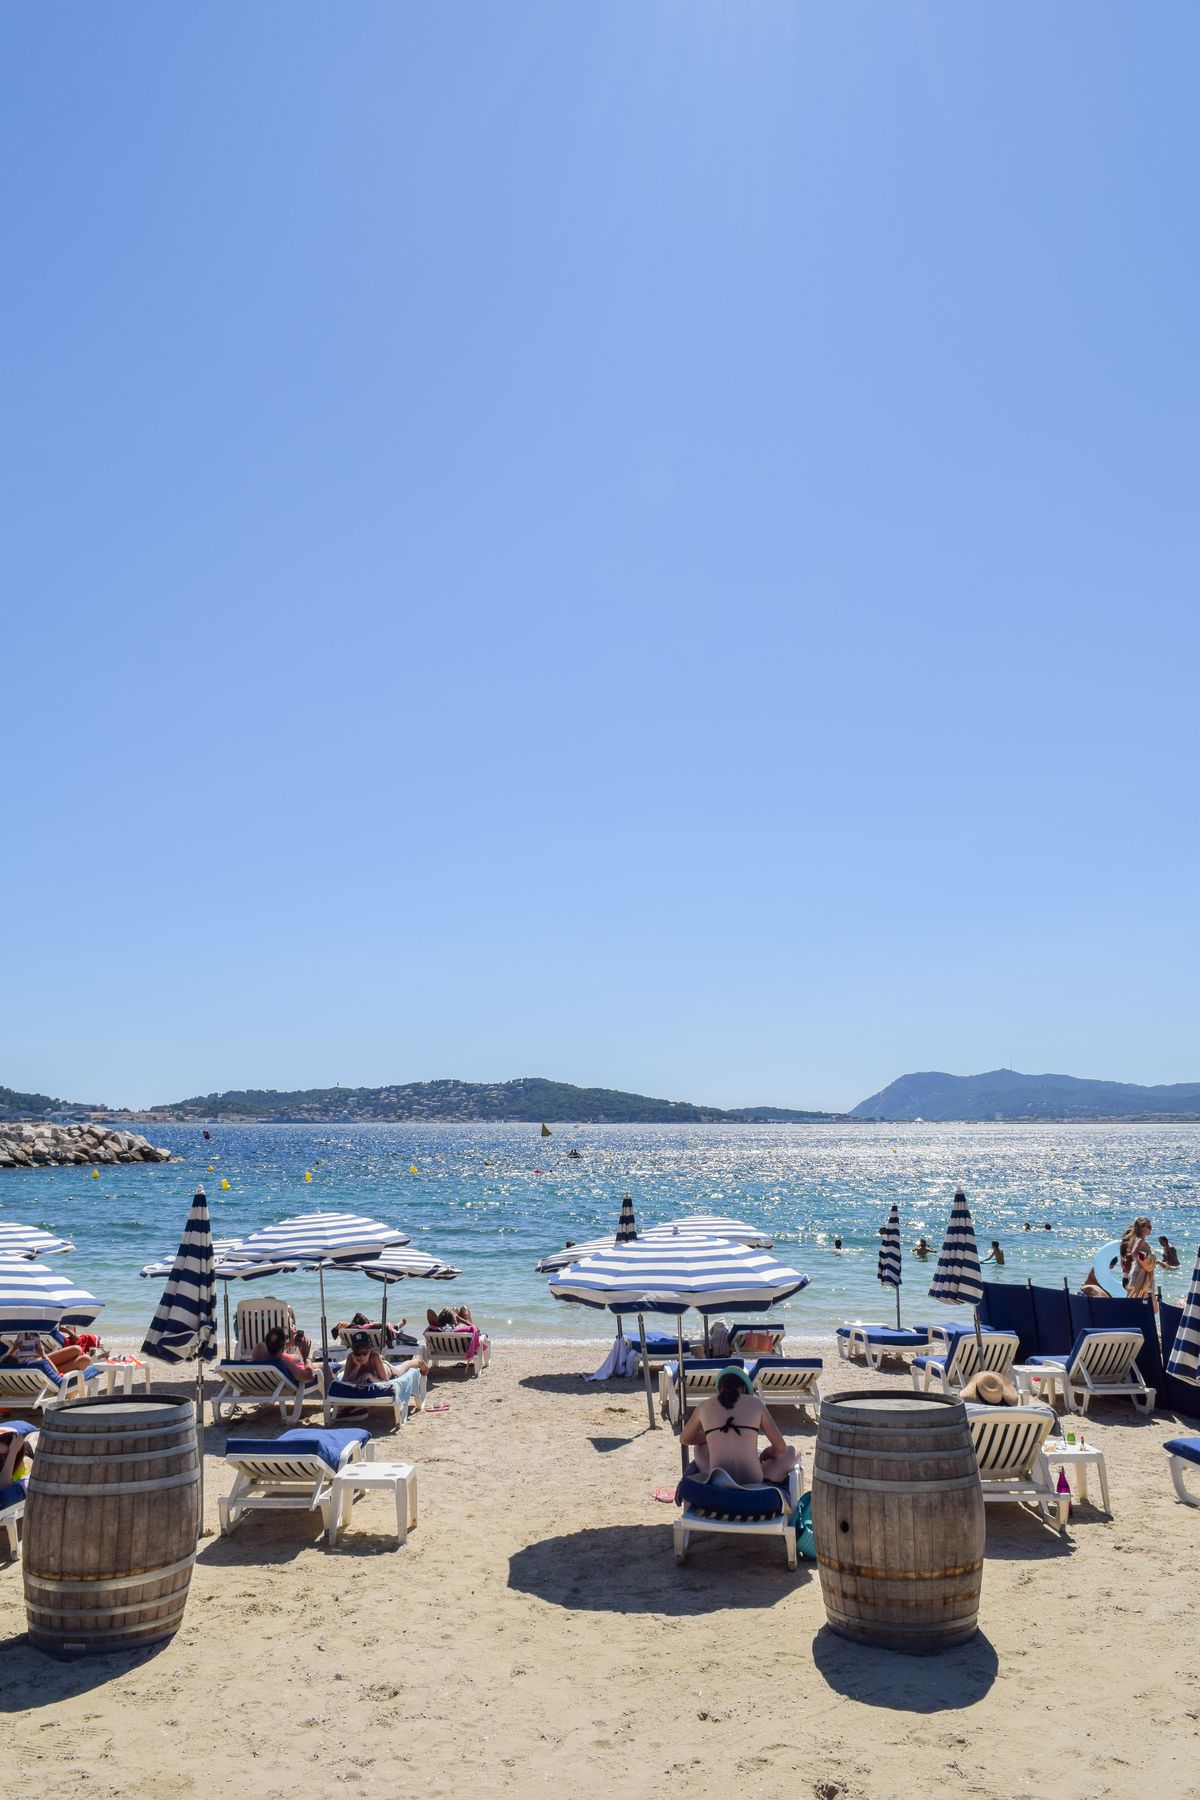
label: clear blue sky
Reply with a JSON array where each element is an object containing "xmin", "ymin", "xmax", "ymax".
[{"xmin": 4, "ymin": 5, "xmax": 1197, "ymax": 1112}]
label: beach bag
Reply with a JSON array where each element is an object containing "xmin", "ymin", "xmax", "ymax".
[{"xmin": 793, "ymin": 1491, "xmax": 815, "ymax": 1560}]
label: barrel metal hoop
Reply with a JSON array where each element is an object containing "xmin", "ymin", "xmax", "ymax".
[
  {"xmin": 815, "ymin": 1470, "xmax": 981, "ymax": 1493},
  {"xmin": 36, "ymin": 1424, "xmax": 195, "ymax": 1446},
  {"xmin": 27, "ymin": 1468, "xmax": 200, "ymax": 1498},
  {"xmin": 24, "ymin": 1552, "xmax": 197, "ymax": 1594},
  {"xmin": 34, "ymin": 1444, "xmax": 197, "ymax": 1466},
  {"xmin": 816, "ymin": 1553, "xmax": 984, "ymax": 1580},
  {"xmin": 26, "ymin": 1595, "xmax": 190, "ymax": 1623},
  {"xmin": 29, "ymin": 1612, "xmax": 187, "ymax": 1644},
  {"xmin": 816, "ymin": 1444, "xmax": 974, "ymax": 1462}
]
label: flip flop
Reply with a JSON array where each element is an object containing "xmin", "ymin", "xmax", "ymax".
[
  {"xmin": 653, "ymin": 1487, "xmax": 676, "ymax": 1503},
  {"xmin": 423, "ymin": 1400, "xmax": 451, "ymax": 1413}
]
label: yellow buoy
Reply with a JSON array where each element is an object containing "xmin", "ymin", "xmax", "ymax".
[
  {"xmin": 304, "ymin": 1170, "xmax": 312, "ymax": 1182},
  {"xmin": 207, "ymin": 1165, "xmax": 214, "ymax": 1173},
  {"xmin": 220, "ymin": 1178, "xmax": 230, "ymax": 1191},
  {"xmin": 410, "ymin": 1164, "xmax": 418, "ymax": 1175},
  {"xmin": 91, "ymin": 1168, "xmax": 99, "ymax": 1179}
]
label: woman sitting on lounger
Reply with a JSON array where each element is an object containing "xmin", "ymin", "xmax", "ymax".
[
  {"xmin": 252, "ymin": 1325, "xmax": 318, "ymax": 1384},
  {"xmin": 679, "ymin": 1367, "xmax": 797, "ymax": 1487},
  {"xmin": 342, "ymin": 1332, "xmax": 429, "ymax": 1386}
]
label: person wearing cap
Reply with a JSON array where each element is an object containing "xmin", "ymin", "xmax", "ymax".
[
  {"xmin": 678, "ymin": 1366, "xmax": 797, "ymax": 1486},
  {"xmin": 341, "ymin": 1332, "xmax": 428, "ymax": 1389}
]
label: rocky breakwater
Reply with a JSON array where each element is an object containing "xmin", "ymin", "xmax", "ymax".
[{"xmin": 0, "ymin": 1123, "xmax": 174, "ymax": 1169}]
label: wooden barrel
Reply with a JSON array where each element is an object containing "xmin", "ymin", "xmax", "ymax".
[
  {"xmin": 23, "ymin": 1395, "xmax": 200, "ymax": 1658},
  {"xmin": 812, "ymin": 1389, "xmax": 985, "ymax": 1655}
]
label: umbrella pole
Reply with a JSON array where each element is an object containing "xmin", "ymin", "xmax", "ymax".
[
  {"xmin": 895, "ymin": 1285, "xmax": 902, "ymax": 1330},
  {"xmin": 636, "ymin": 1314, "xmax": 656, "ymax": 1430},
  {"xmin": 676, "ymin": 1315, "xmax": 689, "ymax": 1479},
  {"xmin": 381, "ymin": 1281, "xmax": 389, "ymax": 1337},
  {"xmin": 972, "ymin": 1306, "xmax": 984, "ymax": 1357},
  {"xmin": 318, "ymin": 1264, "xmax": 330, "ymax": 1370},
  {"xmin": 223, "ymin": 1288, "xmax": 231, "ymax": 1362},
  {"xmin": 195, "ymin": 1357, "xmax": 206, "ymax": 1536}
]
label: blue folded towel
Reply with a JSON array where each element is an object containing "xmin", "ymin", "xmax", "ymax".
[
  {"xmin": 225, "ymin": 1426, "xmax": 370, "ymax": 1465},
  {"xmin": 0, "ymin": 1480, "xmax": 26, "ymax": 1509},
  {"xmin": 678, "ymin": 1470, "xmax": 785, "ymax": 1519}
]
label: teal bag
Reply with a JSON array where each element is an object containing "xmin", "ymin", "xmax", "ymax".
[{"xmin": 792, "ymin": 1491, "xmax": 815, "ymax": 1560}]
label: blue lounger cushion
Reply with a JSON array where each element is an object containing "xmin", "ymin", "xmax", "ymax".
[
  {"xmin": 224, "ymin": 1426, "xmax": 370, "ymax": 1465},
  {"xmin": 1025, "ymin": 1331, "xmax": 1111, "ymax": 1370},
  {"xmin": 684, "ymin": 1357, "xmax": 746, "ymax": 1368},
  {"xmin": 678, "ymin": 1471, "xmax": 785, "ymax": 1520},
  {"xmin": 0, "ymin": 1479, "xmax": 26, "ymax": 1509},
  {"xmin": 1164, "ymin": 1437, "xmax": 1200, "ymax": 1467},
  {"xmin": 836, "ymin": 1327, "xmax": 930, "ymax": 1348},
  {"xmin": 326, "ymin": 1377, "xmax": 415, "ymax": 1402},
  {"xmin": 0, "ymin": 1359, "xmax": 104, "ymax": 1385},
  {"xmin": 747, "ymin": 1357, "xmax": 821, "ymax": 1375}
]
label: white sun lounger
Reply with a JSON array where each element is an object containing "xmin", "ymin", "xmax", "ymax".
[
  {"xmin": 233, "ymin": 1295, "xmax": 295, "ymax": 1360},
  {"xmin": 967, "ymin": 1402, "xmax": 1066, "ymax": 1530},
  {"xmin": 674, "ymin": 1466, "xmax": 800, "ymax": 1570},
  {"xmin": 0, "ymin": 1363, "xmax": 99, "ymax": 1413},
  {"xmin": 659, "ymin": 1360, "xmax": 745, "ymax": 1426},
  {"xmin": 911, "ymin": 1331, "xmax": 1020, "ymax": 1396},
  {"xmin": 211, "ymin": 1359, "xmax": 325, "ymax": 1426},
  {"xmin": 218, "ymin": 1427, "xmax": 371, "ymax": 1536},
  {"xmin": 747, "ymin": 1357, "xmax": 823, "ymax": 1420},
  {"xmin": 323, "ymin": 1367, "xmax": 426, "ymax": 1428},
  {"xmin": 424, "ymin": 1330, "xmax": 490, "ymax": 1377},
  {"xmin": 727, "ymin": 1323, "xmax": 786, "ymax": 1358},
  {"xmin": 1165, "ymin": 1437, "xmax": 1200, "ymax": 1506},
  {"xmin": 1018, "ymin": 1330, "xmax": 1154, "ymax": 1415}
]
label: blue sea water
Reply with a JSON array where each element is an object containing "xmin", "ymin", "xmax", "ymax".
[{"xmin": 4, "ymin": 1121, "xmax": 1198, "ymax": 1347}]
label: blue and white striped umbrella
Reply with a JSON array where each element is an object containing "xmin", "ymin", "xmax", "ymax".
[
  {"xmin": 1166, "ymin": 1244, "xmax": 1200, "ymax": 1384},
  {"xmin": 141, "ymin": 1186, "xmax": 217, "ymax": 1364},
  {"xmin": 236, "ymin": 1211, "xmax": 411, "ymax": 1264},
  {"xmin": 928, "ymin": 1188, "xmax": 984, "ymax": 1308},
  {"xmin": 339, "ymin": 1248, "xmax": 460, "ymax": 1283},
  {"xmin": 536, "ymin": 1213, "xmax": 770, "ymax": 1274},
  {"xmin": 615, "ymin": 1194, "xmax": 638, "ymax": 1243},
  {"xmin": 139, "ymin": 1242, "xmax": 299, "ymax": 1283},
  {"xmin": 0, "ymin": 1256, "xmax": 104, "ymax": 1333},
  {"xmin": 548, "ymin": 1236, "xmax": 810, "ymax": 1314},
  {"xmin": 654, "ymin": 1215, "xmax": 774, "ymax": 1248},
  {"xmin": 878, "ymin": 1205, "xmax": 902, "ymax": 1288},
  {"xmin": 0, "ymin": 1223, "xmax": 75, "ymax": 1259}
]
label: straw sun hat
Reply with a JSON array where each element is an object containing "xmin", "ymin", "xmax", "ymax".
[{"xmin": 959, "ymin": 1370, "xmax": 1020, "ymax": 1407}]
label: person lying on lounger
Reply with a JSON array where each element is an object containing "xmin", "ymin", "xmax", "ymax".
[
  {"xmin": 678, "ymin": 1367, "xmax": 797, "ymax": 1487},
  {"xmin": 427, "ymin": 1306, "xmax": 474, "ymax": 1331},
  {"xmin": 341, "ymin": 1332, "xmax": 429, "ymax": 1386},
  {"xmin": 332, "ymin": 1311, "xmax": 403, "ymax": 1347},
  {"xmin": 1, "ymin": 1331, "xmax": 92, "ymax": 1376},
  {"xmin": 251, "ymin": 1325, "xmax": 318, "ymax": 1383}
]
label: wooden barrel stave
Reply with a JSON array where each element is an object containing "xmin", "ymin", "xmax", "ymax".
[
  {"xmin": 23, "ymin": 1397, "xmax": 200, "ymax": 1658},
  {"xmin": 812, "ymin": 1389, "xmax": 985, "ymax": 1655}
]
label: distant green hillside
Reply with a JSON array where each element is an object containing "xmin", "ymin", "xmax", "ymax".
[
  {"xmin": 0, "ymin": 1085, "xmax": 104, "ymax": 1121},
  {"xmin": 157, "ymin": 1076, "xmax": 840, "ymax": 1125},
  {"xmin": 850, "ymin": 1068, "xmax": 1200, "ymax": 1122}
]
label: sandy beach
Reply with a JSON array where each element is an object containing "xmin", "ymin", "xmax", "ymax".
[{"xmin": 2, "ymin": 1336, "xmax": 1198, "ymax": 1800}]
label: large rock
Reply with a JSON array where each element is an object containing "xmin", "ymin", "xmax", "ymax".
[{"xmin": 0, "ymin": 1122, "xmax": 173, "ymax": 1170}]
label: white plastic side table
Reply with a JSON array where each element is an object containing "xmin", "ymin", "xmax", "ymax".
[
  {"xmin": 328, "ymin": 1459, "xmax": 417, "ymax": 1547},
  {"xmin": 96, "ymin": 1361, "xmax": 150, "ymax": 1397},
  {"xmin": 1037, "ymin": 1440, "xmax": 1111, "ymax": 1514}
]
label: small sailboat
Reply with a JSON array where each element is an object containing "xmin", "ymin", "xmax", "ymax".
[{"xmin": 540, "ymin": 1123, "xmax": 552, "ymax": 1137}]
